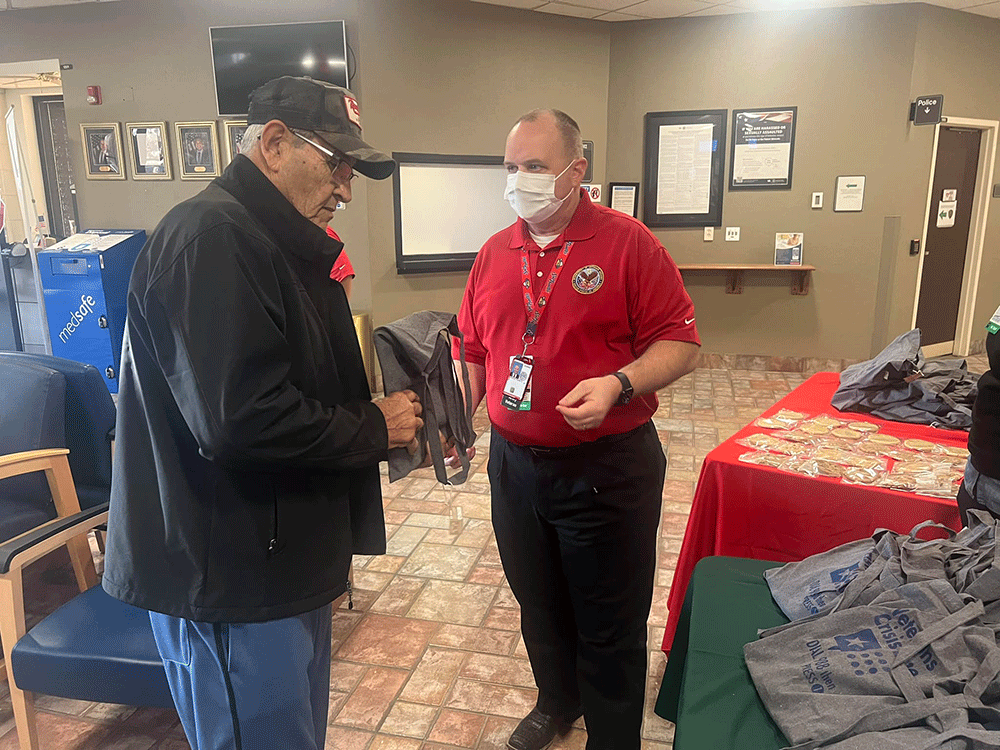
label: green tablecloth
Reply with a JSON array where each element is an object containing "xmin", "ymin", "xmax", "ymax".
[{"xmin": 655, "ymin": 556, "xmax": 790, "ymax": 750}]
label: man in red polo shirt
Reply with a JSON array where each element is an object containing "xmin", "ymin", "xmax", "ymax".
[
  {"xmin": 455, "ymin": 109, "xmax": 700, "ymax": 750},
  {"xmin": 325, "ymin": 226, "xmax": 356, "ymax": 298}
]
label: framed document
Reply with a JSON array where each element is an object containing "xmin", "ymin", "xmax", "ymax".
[
  {"xmin": 730, "ymin": 107, "xmax": 797, "ymax": 190},
  {"xmin": 608, "ymin": 182, "xmax": 639, "ymax": 218},
  {"xmin": 125, "ymin": 122, "xmax": 171, "ymax": 180},
  {"xmin": 834, "ymin": 175, "xmax": 866, "ymax": 212},
  {"xmin": 642, "ymin": 110, "xmax": 727, "ymax": 228}
]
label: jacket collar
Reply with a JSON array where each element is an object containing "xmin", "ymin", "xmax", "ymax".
[
  {"xmin": 509, "ymin": 188, "xmax": 600, "ymax": 249},
  {"xmin": 217, "ymin": 155, "xmax": 344, "ymax": 265}
]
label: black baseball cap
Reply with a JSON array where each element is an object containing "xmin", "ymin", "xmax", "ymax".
[{"xmin": 247, "ymin": 76, "xmax": 395, "ymax": 180}]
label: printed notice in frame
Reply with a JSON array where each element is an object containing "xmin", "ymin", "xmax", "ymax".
[
  {"xmin": 656, "ymin": 122, "xmax": 715, "ymax": 215},
  {"xmin": 834, "ymin": 175, "xmax": 866, "ymax": 212}
]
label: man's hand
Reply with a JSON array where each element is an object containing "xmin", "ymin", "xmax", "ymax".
[
  {"xmin": 556, "ymin": 375, "xmax": 622, "ymax": 431},
  {"xmin": 419, "ymin": 431, "xmax": 456, "ymax": 468},
  {"xmin": 377, "ymin": 390, "xmax": 424, "ymax": 450}
]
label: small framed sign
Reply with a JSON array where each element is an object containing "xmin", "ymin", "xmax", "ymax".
[
  {"xmin": 608, "ymin": 182, "xmax": 639, "ymax": 218},
  {"xmin": 125, "ymin": 122, "xmax": 171, "ymax": 180}
]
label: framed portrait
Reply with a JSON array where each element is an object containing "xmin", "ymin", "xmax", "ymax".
[
  {"xmin": 125, "ymin": 122, "xmax": 171, "ymax": 180},
  {"xmin": 175, "ymin": 121, "xmax": 221, "ymax": 179},
  {"xmin": 642, "ymin": 110, "xmax": 727, "ymax": 228},
  {"xmin": 80, "ymin": 123, "xmax": 126, "ymax": 180},
  {"xmin": 222, "ymin": 120, "xmax": 248, "ymax": 165}
]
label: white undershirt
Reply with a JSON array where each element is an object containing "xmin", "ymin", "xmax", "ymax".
[{"xmin": 529, "ymin": 231, "xmax": 560, "ymax": 249}]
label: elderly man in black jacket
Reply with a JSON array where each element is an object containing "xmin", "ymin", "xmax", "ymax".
[{"xmin": 103, "ymin": 77, "xmax": 422, "ymax": 750}]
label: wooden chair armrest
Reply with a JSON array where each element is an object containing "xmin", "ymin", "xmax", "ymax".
[{"xmin": 0, "ymin": 449, "xmax": 70, "ymax": 480}]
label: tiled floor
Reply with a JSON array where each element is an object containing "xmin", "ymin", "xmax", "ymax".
[{"xmin": 1, "ymin": 359, "xmax": 986, "ymax": 749}]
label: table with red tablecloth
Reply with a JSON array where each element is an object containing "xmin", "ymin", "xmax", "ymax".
[{"xmin": 661, "ymin": 372, "xmax": 967, "ymax": 654}]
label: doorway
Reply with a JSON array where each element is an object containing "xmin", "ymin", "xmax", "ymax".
[
  {"xmin": 912, "ymin": 118, "xmax": 999, "ymax": 357},
  {"xmin": 33, "ymin": 95, "xmax": 78, "ymax": 239}
]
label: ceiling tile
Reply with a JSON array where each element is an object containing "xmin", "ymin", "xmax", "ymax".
[
  {"xmin": 726, "ymin": 0, "xmax": 860, "ymax": 9},
  {"xmin": 596, "ymin": 9, "xmax": 650, "ymax": 18},
  {"xmin": 626, "ymin": 0, "xmax": 719, "ymax": 16},
  {"xmin": 468, "ymin": 0, "xmax": 547, "ymax": 8},
  {"xmin": 968, "ymin": 0, "xmax": 1000, "ymax": 14},
  {"xmin": 556, "ymin": 0, "xmax": 644, "ymax": 8},
  {"xmin": 682, "ymin": 3, "xmax": 754, "ymax": 13},
  {"xmin": 535, "ymin": 2, "xmax": 606, "ymax": 16},
  {"xmin": 920, "ymin": 0, "xmax": 994, "ymax": 7}
]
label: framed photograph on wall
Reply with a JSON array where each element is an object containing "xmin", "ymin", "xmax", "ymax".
[
  {"xmin": 125, "ymin": 122, "xmax": 171, "ymax": 180},
  {"xmin": 175, "ymin": 121, "xmax": 220, "ymax": 179},
  {"xmin": 80, "ymin": 123, "xmax": 126, "ymax": 180},
  {"xmin": 223, "ymin": 120, "xmax": 248, "ymax": 165},
  {"xmin": 608, "ymin": 182, "xmax": 639, "ymax": 218},
  {"xmin": 730, "ymin": 107, "xmax": 797, "ymax": 190},
  {"xmin": 642, "ymin": 110, "xmax": 727, "ymax": 228}
]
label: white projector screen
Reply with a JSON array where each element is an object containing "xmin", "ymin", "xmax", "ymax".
[{"xmin": 393, "ymin": 154, "xmax": 515, "ymax": 274}]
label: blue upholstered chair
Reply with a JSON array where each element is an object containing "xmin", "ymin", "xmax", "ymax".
[{"xmin": 0, "ymin": 488, "xmax": 173, "ymax": 750}]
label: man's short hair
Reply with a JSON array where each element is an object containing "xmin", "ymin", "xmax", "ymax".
[{"xmin": 517, "ymin": 109, "xmax": 584, "ymax": 161}]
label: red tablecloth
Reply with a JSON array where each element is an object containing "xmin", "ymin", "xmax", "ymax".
[{"xmin": 661, "ymin": 372, "xmax": 966, "ymax": 654}]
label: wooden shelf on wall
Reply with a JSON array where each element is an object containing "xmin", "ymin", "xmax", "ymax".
[{"xmin": 676, "ymin": 264, "xmax": 816, "ymax": 296}]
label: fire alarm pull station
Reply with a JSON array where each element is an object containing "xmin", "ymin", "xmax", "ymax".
[{"xmin": 86, "ymin": 86, "xmax": 101, "ymax": 105}]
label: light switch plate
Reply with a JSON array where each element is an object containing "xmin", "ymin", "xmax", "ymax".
[
  {"xmin": 725, "ymin": 227, "xmax": 740, "ymax": 242},
  {"xmin": 703, "ymin": 227, "xmax": 714, "ymax": 241},
  {"xmin": 812, "ymin": 192, "xmax": 824, "ymax": 209}
]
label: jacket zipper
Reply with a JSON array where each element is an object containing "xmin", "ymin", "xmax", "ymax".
[{"xmin": 267, "ymin": 496, "xmax": 280, "ymax": 558}]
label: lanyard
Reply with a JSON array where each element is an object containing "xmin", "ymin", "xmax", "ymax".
[{"xmin": 519, "ymin": 240, "xmax": 574, "ymax": 355}]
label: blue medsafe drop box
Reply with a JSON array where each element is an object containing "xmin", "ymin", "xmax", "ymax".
[{"xmin": 38, "ymin": 230, "xmax": 146, "ymax": 394}]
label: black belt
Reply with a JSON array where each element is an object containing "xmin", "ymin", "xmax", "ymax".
[{"xmin": 521, "ymin": 423, "xmax": 649, "ymax": 459}]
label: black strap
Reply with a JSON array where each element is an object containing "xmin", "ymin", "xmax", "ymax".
[
  {"xmin": 213, "ymin": 623, "xmax": 243, "ymax": 750},
  {"xmin": 0, "ymin": 503, "xmax": 108, "ymax": 574}
]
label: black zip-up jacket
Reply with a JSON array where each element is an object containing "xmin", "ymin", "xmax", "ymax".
[
  {"xmin": 103, "ymin": 155, "xmax": 388, "ymax": 623},
  {"xmin": 971, "ymin": 329, "xmax": 1000, "ymax": 479}
]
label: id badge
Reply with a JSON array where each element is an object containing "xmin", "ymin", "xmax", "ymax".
[
  {"xmin": 987, "ymin": 304, "xmax": 1000, "ymax": 334},
  {"xmin": 501, "ymin": 355, "xmax": 533, "ymax": 411}
]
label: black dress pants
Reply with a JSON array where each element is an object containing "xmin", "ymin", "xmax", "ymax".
[{"xmin": 488, "ymin": 422, "xmax": 666, "ymax": 750}]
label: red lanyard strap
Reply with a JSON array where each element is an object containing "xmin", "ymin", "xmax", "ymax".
[{"xmin": 520, "ymin": 240, "xmax": 574, "ymax": 339}]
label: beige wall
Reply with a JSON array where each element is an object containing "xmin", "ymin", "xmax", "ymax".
[
  {"xmin": 607, "ymin": 6, "xmax": 923, "ymax": 361},
  {"xmin": 2, "ymin": 0, "xmax": 998, "ymax": 359},
  {"xmin": 0, "ymin": 0, "xmax": 376, "ymax": 309},
  {"xmin": 890, "ymin": 4, "xmax": 1000, "ymax": 348},
  {"xmin": 358, "ymin": 0, "xmax": 610, "ymax": 327}
]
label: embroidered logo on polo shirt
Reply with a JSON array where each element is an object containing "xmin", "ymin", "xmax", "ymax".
[{"xmin": 572, "ymin": 265, "xmax": 604, "ymax": 295}]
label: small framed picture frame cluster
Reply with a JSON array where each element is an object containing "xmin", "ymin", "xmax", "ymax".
[{"xmin": 80, "ymin": 120, "xmax": 248, "ymax": 181}]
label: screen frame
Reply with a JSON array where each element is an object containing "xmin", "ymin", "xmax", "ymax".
[{"xmin": 209, "ymin": 20, "xmax": 349, "ymax": 118}]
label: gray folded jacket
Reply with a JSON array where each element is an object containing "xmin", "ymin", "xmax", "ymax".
[{"xmin": 374, "ymin": 311, "xmax": 476, "ymax": 485}]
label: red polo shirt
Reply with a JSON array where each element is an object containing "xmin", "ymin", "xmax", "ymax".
[
  {"xmin": 455, "ymin": 189, "xmax": 700, "ymax": 448},
  {"xmin": 325, "ymin": 227, "xmax": 355, "ymax": 282}
]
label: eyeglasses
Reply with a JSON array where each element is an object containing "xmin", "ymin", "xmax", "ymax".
[{"xmin": 292, "ymin": 131, "xmax": 358, "ymax": 184}]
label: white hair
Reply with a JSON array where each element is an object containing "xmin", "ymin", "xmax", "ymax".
[{"xmin": 239, "ymin": 124, "xmax": 265, "ymax": 155}]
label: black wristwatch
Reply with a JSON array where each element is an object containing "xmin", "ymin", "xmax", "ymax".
[{"xmin": 611, "ymin": 372, "xmax": 634, "ymax": 405}]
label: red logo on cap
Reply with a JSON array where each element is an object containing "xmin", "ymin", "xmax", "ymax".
[{"xmin": 344, "ymin": 95, "xmax": 362, "ymax": 129}]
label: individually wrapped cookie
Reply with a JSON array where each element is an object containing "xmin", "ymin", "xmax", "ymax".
[
  {"xmin": 794, "ymin": 458, "xmax": 845, "ymax": 479},
  {"xmin": 830, "ymin": 427, "xmax": 865, "ymax": 441},
  {"xmin": 841, "ymin": 453, "xmax": 888, "ymax": 472},
  {"xmin": 843, "ymin": 421, "xmax": 880, "ymax": 434},
  {"xmin": 865, "ymin": 434, "xmax": 903, "ymax": 448},
  {"xmin": 738, "ymin": 433, "xmax": 778, "ymax": 451},
  {"xmin": 902, "ymin": 438, "xmax": 938, "ymax": 453},
  {"xmin": 738, "ymin": 451, "xmax": 788, "ymax": 469},
  {"xmin": 768, "ymin": 438, "xmax": 813, "ymax": 457},
  {"xmin": 842, "ymin": 466, "xmax": 885, "ymax": 485},
  {"xmin": 877, "ymin": 474, "xmax": 918, "ymax": 492},
  {"xmin": 773, "ymin": 429, "xmax": 818, "ymax": 444}
]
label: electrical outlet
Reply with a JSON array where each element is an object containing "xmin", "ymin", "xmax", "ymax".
[
  {"xmin": 725, "ymin": 227, "xmax": 740, "ymax": 242},
  {"xmin": 703, "ymin": 227, "xmax": 714, "ymax": 241},
  {"xmin": 812, "ymin": 192, "xmax": 824, "ymax": 209}
]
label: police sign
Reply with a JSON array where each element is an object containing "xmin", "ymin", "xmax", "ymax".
[{"xmin": 910, "ymin": 94, "xmax": 944, "ymax": 126}]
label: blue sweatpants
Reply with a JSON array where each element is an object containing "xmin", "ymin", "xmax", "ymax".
[{"xmin": 149, "ymin": 603, "xmax": 333, "ymax": 750}]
